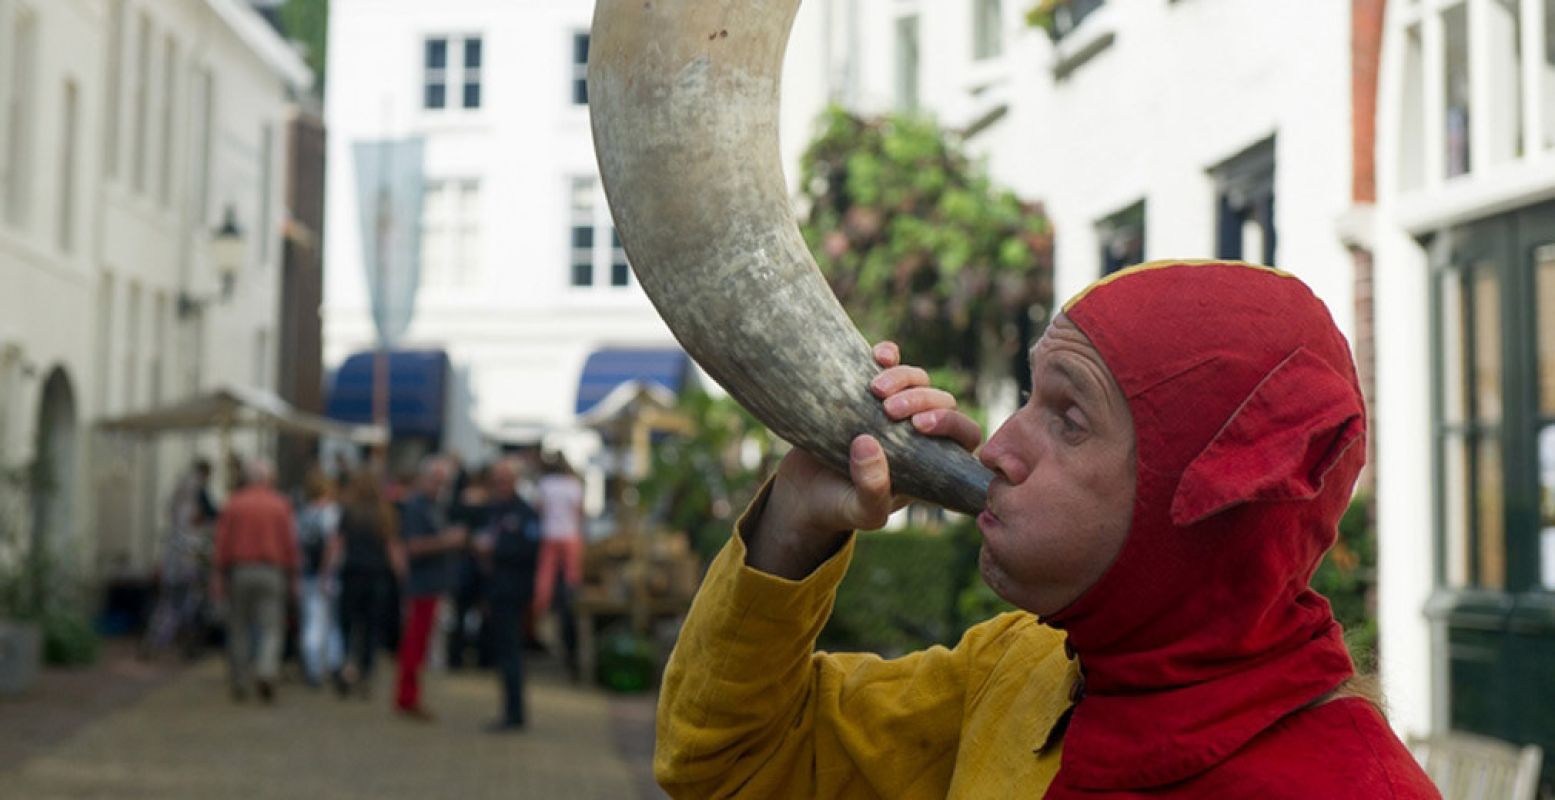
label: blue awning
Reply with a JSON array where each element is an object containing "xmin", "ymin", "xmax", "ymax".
[
  {"xmin": 326, "ymin": 350, "xmax": 449, "ymax": 439},
  {"xmin": 575, "ymin": 348, "xmax": 690, "ymax": 416}
]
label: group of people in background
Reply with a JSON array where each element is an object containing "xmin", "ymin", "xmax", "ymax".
[{"xmin": 143, "ymin": 449, "xmax": 587, "ymax": 734}]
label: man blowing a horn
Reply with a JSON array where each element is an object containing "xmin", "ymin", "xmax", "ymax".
[{"xmin": 653, "ymin": 262, "xmax": 1439, "ymax": 798}]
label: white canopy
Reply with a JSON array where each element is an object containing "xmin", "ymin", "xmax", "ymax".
[{"xmin": 97, "ymin": 385, "xmax": 386, "ymax": 445}]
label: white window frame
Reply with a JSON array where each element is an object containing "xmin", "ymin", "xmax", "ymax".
[
  {"xmin": 59, "ymin": 79, "xmax": 78, "ymax": 254},
  {"xmin": 424, "ymin": 36, "xmax": 449, "ymax": 110},
  {"xmin": 895, "ymin": 15, "xmax": 920, "ymax": 112},
  {"xmin": 567, "ymin": 176, "xmax": 631, "ymax": 290},
  {"xmin": 571, "ymin": 32, "xmax": 590, "ymax": 106},
  {"xmin": 4, "ymin": 6, "xmax": 37, "ymax": 230},
  {"xmin": 131, "ymin": 11, "xmax": 150, "ymax": 195},
  {"xmin": 424, "ymin": 34, "xmax": 484, "ymax": 113},
  {"xmin": 461, "ymin": 35, "xmax": 482, "ymax": 109},
  {"xmin": 158, "ymin": 34, "xmax": 178, "ymax": 207},
  {"xmin": 972, "ymin": 0, "xmax": 1003, "ymax": 61},
  {"xmin": 420, "ymin": 177, "xmax": 482, "ymax": 288}
]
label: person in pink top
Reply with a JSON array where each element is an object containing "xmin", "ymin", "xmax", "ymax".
[
  {"xmin": 211, "ymin": 458, "xmax": 300, "ymax": 703},
  {"xmin": 533, "ymin": 454, "xmax": 585, "ymax": 677}
]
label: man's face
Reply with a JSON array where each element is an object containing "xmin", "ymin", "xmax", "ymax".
[
  {"xmin": 489, "ymin": 462, "xmax": 517, "ymax": 498},
  {"xmin": 422, "ymin": 461, "xmax": 449, "ymax": 494},
  {"xmin": 975, "ymin": 314, "xmax": 1137, "ymax": 617}
]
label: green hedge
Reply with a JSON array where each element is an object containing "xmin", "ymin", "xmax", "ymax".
[
  {"xmin": 816, "ymin": 493, "xmax": 1376, "ymax": 665},
  {"xmin": 818, "ymin": 520, "xmax": 999, "ymax": 656}
]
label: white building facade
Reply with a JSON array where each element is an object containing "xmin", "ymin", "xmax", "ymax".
[
  {"xmin": 0, "ymin": 0, "xmax": 309, "ymax": 578},
  {"xmin": 322, "ymin": 0, "xmax": 681, "ymax": 470},
  {"xmin": 1373, "ymin": 0, "xmax": 1555, "ymax": 773},
  {"xmin": 779, "ymin": 0, "xmax": 1356, "ymax": 337}
]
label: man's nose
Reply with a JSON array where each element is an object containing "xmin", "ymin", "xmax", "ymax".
[{"xmin": 979, "ymin": 422, "xmax": 1029, "ymax": 485}]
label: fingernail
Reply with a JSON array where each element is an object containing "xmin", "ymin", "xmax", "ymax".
[
  {"xmin": 870, "ymin": 375, "xmax": 891, "ymax": 393},
  {"xmin": 912, "ymin": 411, "xmax": 938, "ymax": 431},
  {"xmin": 852, "ymin": 436, "xmax": 881, "ymax": 462},
  {"xmin": 884, "ymin": 396, "xmax": 904, "ymax": 415}
]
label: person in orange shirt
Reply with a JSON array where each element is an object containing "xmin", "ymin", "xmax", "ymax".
[{"xmin": 211, "ymin": 458, "xmax": 300, "ymax": 704}]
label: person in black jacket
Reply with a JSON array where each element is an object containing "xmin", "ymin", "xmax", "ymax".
[{"xmin": 475, "ymin": 458, "xmax": 541, "ymax": 732}]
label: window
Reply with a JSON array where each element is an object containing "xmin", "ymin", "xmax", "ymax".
[
  {"xmin": 973, "ymin": 0, "xmax": 1003, "ymax": 60},
  {"xmin": 4, "ymin": 9, "xmax": 37, "ymax": 229},
  {"xmin": 95, "ymin": 274, "xmax": 115, "ymax": 414},
  {"xmin": 104, "ymin": 0, "xmax": 125, "ymax": 179},
  {"xmin": 1211, "ymin": 137, "xmax": 1276, "ymax": 266},
  {"xmin": 132, "ymin": 12, "xmax": 150, "ymax": 194},
  {"xmin": 1096, "ymin": 201, "xmax": 1145, "ymax": 276},
  {"xmin": 1043, "ymin": 0, "xmax": 1105, "ymax": 41},
  {"xmin": 570, "ymin": 178, "xmax": 594, "ymax": 286},
  {"xmin": 1444, "ymin": 3, "xmax": 1470, "ymax": 177},
  {"xmin": 895, "ymin": 16, "xmax": 920, "ymax": 112},
  {"xmin": 424, "ymin": 37, "xmax": 448, "ymax": 109},
  {"xmin": 59, "ymin": 80, "xmax": 78, "ymax": 254},
  {"xmin": 1398, "ymin": 24, "xmax": 1425, "ymax": 191},
  {"xmin": 426, "ymin": 36, "xmax": 483, "ymax": 111},
  {"xmin": 194, "ymin": 70, "xmax": 214, "ymax": 225},
  {"xmin": 126, "ymin": 282, "xmax": 142, "ymax": 410},
  {"xmin": 254, "ymin": 329, "xmax": 269, "ymax": 389},
  {"xmin": 158, "ymin": 35, "xmax": 177, "ymax": 206},
  {"xmin": 572, "ymin": 33, "xmax": 589, "ymax": 106},
  {"xmin": 420, "ymin": 179, "xmax": 482, "ymax": 287},
  {"xmin": 568, "ymin": 177, "xmax": 630, "ymax": 288},
  {"xmin": 258, "ymin": 124, "xmax": 273, "ymax": 263},
  {"xmin": 611, "ymin": 230, "xmax": 630, "ymax": 287},
  {"xmin": 463, "ymin": 36, "xmax": 483, "ymax": 109},
  {"xmin": 1543, "ymin": 0, "xmax": 1555, "ymax": 152},
  {"xmin": 1536, "ymin": 243, "xmax": 1555, "ymax": 587},
  {"xmin": 1435, "ymin": 201, "xmax": 1555, "ymax": 592},
  {"xmin": 150, "ymin": 293, "xmax": 166, "ymax": 406}
]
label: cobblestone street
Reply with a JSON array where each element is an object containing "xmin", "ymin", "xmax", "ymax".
[{"xmin": 0, "ymin": 642, "xmax": 664, "ymax": 799}]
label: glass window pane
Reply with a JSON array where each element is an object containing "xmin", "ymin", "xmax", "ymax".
[
  {"xmin": 1541, "ymin": 424, "xmax": 1555, "ymax": 535},
  {"xmin": 574, "ymin": 34, "xmax": 590, "ymax": 66},
  {"xmin": 1537, "ymin": 244, "xmax": 1555, "ymax": 415},
  {"xmin": 571, "ymin": 178, "xmax": 593, "ymax": 211},
  {"xmin": 896, "ymin": 16, "xmax": 920, "ymax": 112},
  {"xmin": 611, "ymin": 260, "xmax": 631, "ymax": 287},
  {"xmin": 1476, "ymin": 437, "xmax": 1506, "ymax": 590},
  {"xmin": 571, "ymin": 262, "xmax": 592, "ymax": 287},
  {"xmin": 1400, "ymin": 25, "xmax": 1425, "ymax": 191},
  {"xmin": 1444, "ymin": 434, "xmax": 1471, "ymax": 588},
  {"xmin": 1444, "ymin": 4, "xmax": 1471, "ymax": 177},
  {"xmin": 425, "ymin": 84, "xmax": 445, "ymax": 110},
  {"xmin": 1472, "ymin": 264, "xmax": 1501, "ymax": 423},
  {"xmin": 463, "ymin": 83, "xmax": 480, "ymax": 109},
  {"xmin": 464, "ymin": 37, "xmax": 482, "ymax": 69},
  {"xmin": 572, "ymin": 226, "xmax": 593, "ymax": 248},
  {"xmin": 573, "ymin": 78, "xmax": 588, "ymax": 106},
  {"xmin": 1486, "ymin": 0, "xmax": 1523, "ymax": 161},
  {"xmin": 426, "ymin": 39, "xmax": 447, "ymax": 69},
  {"xmin": 1440, "ymin": 270, "xmax": 1469, "ymax": 424},
  {"xmin": 1544, "ymin": 0, "xmax": 1555, "ymax": 152}
]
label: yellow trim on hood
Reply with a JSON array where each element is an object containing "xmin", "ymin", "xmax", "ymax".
[{"xmin": 1061, "ymin": 260, "xmax": 1297, "ymax": 313}]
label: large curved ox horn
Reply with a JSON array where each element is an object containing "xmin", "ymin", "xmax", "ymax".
[{"xmin": 589, "ymin": 0, "xmax": 992, "ymax": 515}]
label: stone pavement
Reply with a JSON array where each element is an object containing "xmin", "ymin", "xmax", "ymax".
[{"xmin": 0, "ymin": 645, "xmax": 666, "ymax": 799}]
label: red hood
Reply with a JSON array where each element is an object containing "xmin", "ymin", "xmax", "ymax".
[{"xmin": 1046, "ymin": 261, "xmax": 1365, "ymax": 791}]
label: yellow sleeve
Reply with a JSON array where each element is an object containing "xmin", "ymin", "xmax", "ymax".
[{"xmin": 654, "ymin": 492, "xmax": 1020, "ymax": 799}]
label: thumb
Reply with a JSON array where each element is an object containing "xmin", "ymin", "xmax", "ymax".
[{"xmin": 845, "ymin": 435, "xmax": 892, "ymax": 529}]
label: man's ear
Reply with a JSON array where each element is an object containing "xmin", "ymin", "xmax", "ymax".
[{"xmin": 1170, "ymin": 347, "xmax": 1364, "ymax": 527}]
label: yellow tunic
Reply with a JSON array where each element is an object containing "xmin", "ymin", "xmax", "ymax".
[{"xmin": 654, "ymin": 517, "xmax": 1081, "ymax": 798}]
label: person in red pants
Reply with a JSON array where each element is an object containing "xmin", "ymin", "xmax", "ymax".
[{"xmin": 393, "ymin": 456, "xmax": 465, "ymax": 720}]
